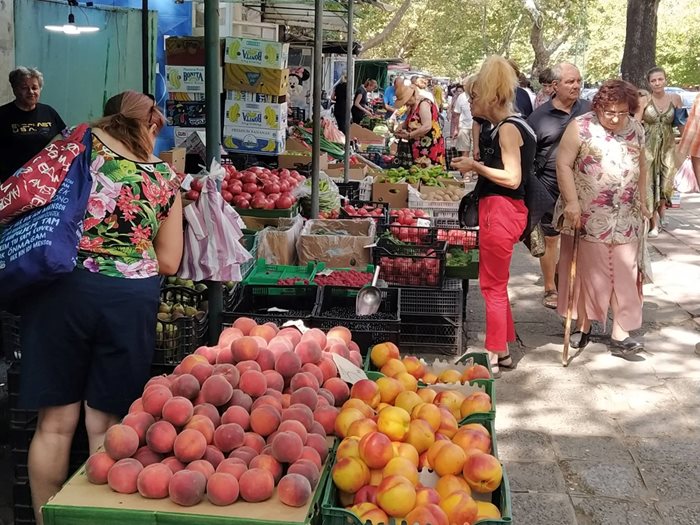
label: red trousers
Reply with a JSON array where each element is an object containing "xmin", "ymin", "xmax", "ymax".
[{"xmin": 478, "ymin": 195, "xmax": 527, "ymax": 353}]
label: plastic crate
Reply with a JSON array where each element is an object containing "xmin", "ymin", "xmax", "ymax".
[
  {"xmin": 336, "ymin": 181, "xmax": 361, "ymax": 201},
  {"xmin": 338, "ymin": 200, "xmax": 390, "ymax": 227},
  {"xmin": 378, "ymin": 224, "xmax": 437, "ymax": 244},
  {"xmin": 399, "ymin": 279, "xmax": 463, "ymax": 317},
  {"xmin": 224, "ymin": 285, "xmax": 320, "ymax": 327},
  {"xmin": 153, "ymin": 316, "xmax": 196, "ymax": 366},
  {"xmin": 446, "ymin": 248, "xmax": 479, "ymax": 280},
  {"xmin": 312, "ymin": 286, "xmax": 400, "ymax": 354},
  {"xmin": 159, "ymin": 286, "xmax": 207, "ymax": 309},
  {"xmin": 399, "ymin": 314, "xmax": 463, "ymax": 356},
  {"xmin": 408, "ymin": 188, "xmax": 461, "ymax": 221},
  {"xmin": 373, "ymin": 238, "xmax": 447, "ymax": 288},
  {"xmin": 312, "ymin": 265, "xmax": 375, "ymax": 288},
  {"xmin": 239, "ymin": 232, "xmax": 259, "ymax": 280},
  {"xmin": 242, "ymin": 260, "xmax": 323, "ymax": 286},
  {"xmin": 1, "ymin": 311, "xmax": 21, "ymax": 361},
  {"xmin": 233, "ymin": 202, "xmax": 299, "ymax": 218}
]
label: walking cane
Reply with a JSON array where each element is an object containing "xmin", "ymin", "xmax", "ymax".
[{"xmin": 562, "ymin": 228, "xmax": 581, "ymax": 367}]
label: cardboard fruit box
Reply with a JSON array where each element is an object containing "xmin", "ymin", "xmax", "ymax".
[
  {"xmin": 222, "ymin": 125, "xmax": 286, "ymax": 155},
  {"xmin": 224, "ymin": 99, "xmax": 287, "ymax": 130},
  {"xmin": 224, "ymin": 37, "xmax": 289, "ymax": 69},
  {"xmin": 224, "ymin": 64, "xmax": 289, "ymax": 96},
  {"xmin": 296, "ymin": 219, "xmax": 376, "ymax": 269}
]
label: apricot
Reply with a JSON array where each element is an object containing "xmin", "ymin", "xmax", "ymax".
[
  {"xmin": 453, "ymin": 426, "xmax": 492, "ymax": 455},
  {"xmin": 462, "ymin": 450, "xmax": 503, "ymax": 493},
  {"xmin": 422, "ymin": 372, "xmax": 438, "ymax": 385},
  {"xmin": 86, "ymin": 452, "xmax": 116, "ymax": 484},
  {"xmin": 460, "ymin": 391, "xmax": 493, "ymax": 418},
  {"xmin": 161, "ymin": 456, "xmax": 185, "ymax": 473},
  {"xmin": 359, "ymin": 431, "xmax": 395, "ymax": 469},
  {"xmin": 239, "ymin": 370, "xmax": 267, "ymax": 398},
  {"xmin": 370, "ymin": 342, "xmax": 400, "ymax": 368},
  {"xmin": 391, "ymin": 442, "xmax": 420, "ymax": 467},
  {"xmin": 216, "ymin": 458, "xmax": 247, "ymax": 480},
  {"xmin": 137, "ymin": 463, "xmax": 172, "ymax": 499},
  {"xmin": 376, "ymin": 376, "xmax": 404, "ymax": 405},
  {"xmin": 250, "ymin": 405, "xmax": 281, "ymax": 437},
  {"xmin": 349, "ymin": 502, "xmax": 389, "ymax": 525},
  {"xmin": 133, "ymin": 446, "xmax": 163, "ymax": 467},
  {"xmin": 437, "ymin": 407, "xmax": 459, "ymax": 438},
  {"xmin": 323, "ymin": 377, "xmax": 350, "ymax": 406},
  {"xmin": 462, "ymin": 363, "xmax": 491, "ymax": 382},
  {"xmin": 426, "ymin": 440, "xmax": 451, "ymax": 469},
  {"xmin": 376, "ymin": 406, "xmax": 410, "ymax": 441},
  {"xmin": 336, "ymin": 436, "xmax": 360, "ymax": 460},
  {"xmin": 440, "ymin": 490, "xmax": 478, "ymax": 525},
  {"xmin": 394, "ymin": 391, "xmax": 423, "ymax": 415},
  {"xmin": 142, "ymin": 385, "xmax": 173, "ymax": 418},
  {"xmin": 145, "ymin": 420, "xmax": 177, "ymax": 454},
  {"xmin": 416, "ymin": 388, "xmax": 437, "ymax": 404},
  {"xmin": 347, "ymin": 418, "xmax": 378, "ymax": 439},
  {"xmin": 415, "ymin": 486, "xmax": 441, "ymax": 506},
  {"xmin": 350, "ymin": 379, "xmax": 381, "ymax": 408},
  {"xmin": 379, "ymin": 358, "xmax": 407, "ymax": 378},
  {"xmin": 376, "ymin": 475, "xmax": 416, "ymax": 518},
  {"xmin": 405, "ymin": 504, "xmax": 449, "ymax": 525},
  {"xmin": 107, "ymin": 458, "xmax": 143, "ymax": 494},
  {"xmin": 437, "ymin": 368, "xmax": 462, "ymax": 384},
  {"xmin": 331, "ymin": 456, "xmax": 370, "ymax": 493},
  {"xmin": 169, "ymin": 469, "xmax": 206, "ymax": 506},
  {"xmin": 353, "ymin": 484, "xmax": 379, "ymax": 506},
  {"xmin": 382, "ymin": 456, "xmax": 419, "ymax": 485},
  {"xmin": 405, "ymin": 418, "xmax": 436, "ymax": 454},
  {"xmin": 275, "ymin": 351, "xmax": 302, "ymax": 378},
  {"xmin": 239, "ymin": 468, "xmax": 275, "ymax": 502},
  {"xmin": 476, "ymin": 500, "xmax": 502, "ymax": 519},
  {"xmin": 213, "ymin": 423, "xmax": 245, "ymax": 453},
  {"xmin": 171, "ymin": 374, "xmax": 201, "ymax": 400},
  {"xmin": 434, "ymin": 390, "xmax": 466, "ymax": 419},
  {"xmin": 433, "ymin": 442, "xmax": 467, "ymax": 476},
  {"xmin": 288, "ymin": 458, "xmax": 321, "ymax": 488},
  {"xmin": 333, "ymin": 407, "xmax": 366, "ymax": 438},
  {"xmin": 342, "ymin": 398, "xmax": 375, "ymax": 418},
  {"xmin": 401, "ymin": 356, "xmax": 426, "ymax": 379},
  {"xmin": 183, "ymin": 414, "xmax": 216, "ymax": 445},
  {"xmin": 435, "ymin": 474, "xmax": 471, "ymax": 499}
]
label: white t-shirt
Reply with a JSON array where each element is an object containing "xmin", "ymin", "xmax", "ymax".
[
  {"xmin": 419, "ymin": 88, "xmax": 435, "ymax": 103},
  {"xmin": 453, "ymin": 92, "xmax": 473, "ymax": 129}
]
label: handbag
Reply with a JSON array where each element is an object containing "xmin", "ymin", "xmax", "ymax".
[
  {"xmin": 673, "ymin": 107, "xmax": 688, "ymax": 127},
  {"xmin": 0, "ymin": 126, "xmax": 93, "ymax": 306},
  {"xmin": 458, "ymin": 186, "xmax": 480, "ymax": 228}
]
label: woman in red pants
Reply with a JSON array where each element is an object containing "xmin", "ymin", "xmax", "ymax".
[{"xmin": 452, "ymin": 56, "xmax": 537, "ymax": 375}]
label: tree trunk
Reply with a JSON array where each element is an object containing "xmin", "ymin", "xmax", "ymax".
[
  {"xmin": 522, "ymin": 0, "xmax": 568, "ymax": 75},
  {"xmin": 620, "ymin": 0, "xmax": 661, "ymax": 88},
  {"xmin": 360, "ymin": 0, "xmax": 412, "ymax": 53}
]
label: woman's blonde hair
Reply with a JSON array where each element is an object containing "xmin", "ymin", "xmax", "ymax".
[
  {"xmin": 433, "ymin": 84, "xmax": 444, "ymax": 108},
  {"xmin": 92, "ymin": 91, "xmax": 165, "ymax": 162},
  {"xmin": 472, "ymin": 56, "xmax": 517, "ymax": 112}
]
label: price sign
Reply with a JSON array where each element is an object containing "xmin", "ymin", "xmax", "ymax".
[
  {"xmin": 332, "ymin": 354, "xmax": 368, "ymax": 384},
  {"xmin": 281, "ymin": 320, "xmax": 309, "ymax": 333},
  {"xmin": 416, "ymin": 218, "xmax": 431, "ymax": 227},
  {"xmin": 267, "ymin": 307, "xmax": 290, "ymax": 313}
]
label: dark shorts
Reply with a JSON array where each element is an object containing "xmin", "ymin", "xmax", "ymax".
[
  {"xmin": 540, "ymin": 211, "xmax": 559, "ymax": 237},
  {"xmin": 17, "ymin": 268, "xmax": 159, "ymax": 416}
]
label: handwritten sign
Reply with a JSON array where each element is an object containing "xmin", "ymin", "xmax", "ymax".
[
  {"xmin": 281, "ymin": 319, "xmax": 309, "ymax": 334},
  {"xmin": 332, "ymin": 354, "xmax": 368, "ymax": 384}
]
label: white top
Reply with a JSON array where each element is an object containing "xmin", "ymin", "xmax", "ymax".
[{"xmin": 453, "ymin": 92, "xmax": 473, "ymax": 129}]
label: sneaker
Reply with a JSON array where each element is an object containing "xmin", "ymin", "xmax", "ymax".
[{"xmin": 648, "ymin": 227, "xmax": 659, "ymax": 238}]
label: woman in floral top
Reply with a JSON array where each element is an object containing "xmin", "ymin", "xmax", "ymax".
[
  {"xmin": 554, "ymin": 80, "xmax": 651, "ymax": 359},
  {"xmin": 393, "ymin": 84, "xmax": 445, "ymax": 167},
  {"xmin": 19, "ymin": 90, "xmax": 182, "ymax": 523}
]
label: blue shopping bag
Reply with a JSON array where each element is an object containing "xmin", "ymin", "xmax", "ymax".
[{"xmin": 0, "ymin": 127, "xmax": 93, "ymax": 306}]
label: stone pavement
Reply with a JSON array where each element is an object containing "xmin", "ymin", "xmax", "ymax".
[{"xmin": 464, "ymin": 193, "xmax": 700, "ymax": 524}]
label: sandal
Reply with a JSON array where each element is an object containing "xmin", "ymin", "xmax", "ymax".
[
  {"xmin": 487, "ymin": 353, "xmax": 502, "ymax": 378},
  {"xmin": 542, "ymin": 290, "xmax": 558, "ymax": 309},
  {"xmin": 498, "ymin": 354, "xmax": 514, "ymax": 368}
]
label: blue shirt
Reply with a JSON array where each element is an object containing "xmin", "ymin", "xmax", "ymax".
[{"xmin": 384, "ymin": 86, "xmax": 397, "ymax": 108}]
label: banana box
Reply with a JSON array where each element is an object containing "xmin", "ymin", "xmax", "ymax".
[
  {"xmin": 224, "ymin": 64, "xmax": 289, "ymax": 96},
  {"xmin": 224, "ymin": 37, "xmax": 289, "ymax": 69},
  {"xmin": 223, "ymin": 125, "xmax": 286, "ymax": 155},
  {"xmin": 226, "ymin": 90, "xmax": 285, "ymax": 104},
  {"xmin": 165, "ymin": 66, "xmax": 207, "ymax": 94},
  {"xmin": 223, "ymin": 99, "xmax": 287, "ymax": 130}
]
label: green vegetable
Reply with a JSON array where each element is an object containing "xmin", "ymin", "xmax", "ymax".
[{"xmin": 446, "ymin": 247, "xmax": 472, "ymax": 267}]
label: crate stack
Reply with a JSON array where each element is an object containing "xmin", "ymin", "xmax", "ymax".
[{"xmin": 222, "ymin": 37, "xmax": 289, "ymax": 156}]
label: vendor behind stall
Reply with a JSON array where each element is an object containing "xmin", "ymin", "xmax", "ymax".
[
  {"xmin": 393, "ymin": 83, "xmax": 445, "ymax": 167},
  {"xmin": 352, "ymin": 79, "xmax": 378, "ymax": 124}
]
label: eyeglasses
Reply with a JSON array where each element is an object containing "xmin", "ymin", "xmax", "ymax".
[{"xmin": 602, "ymin": 110, "xmax": 629, "ymax": 119}]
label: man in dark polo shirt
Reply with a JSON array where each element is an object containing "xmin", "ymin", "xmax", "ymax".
[{"xmin": 527, "ymin": 62, "xmax": 590, "ymax": 309}]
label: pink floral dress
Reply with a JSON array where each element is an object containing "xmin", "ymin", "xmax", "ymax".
[
  {"xmin": 76, "ymin": 134, "xmax": 181, "ymax": 278},
  {"xmin": 553, "ymin": 112, "xmax": 645, "ymax": 245}
]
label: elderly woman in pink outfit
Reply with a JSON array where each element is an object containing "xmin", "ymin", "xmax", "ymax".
[{"xmin": 554, "ymin": 79, "xmax": 652, "ymax": 359}]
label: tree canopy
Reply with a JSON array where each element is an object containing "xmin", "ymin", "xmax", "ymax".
[{"xmin": 355, "ymin": 0, "xmax": 700, "ymax": 88}]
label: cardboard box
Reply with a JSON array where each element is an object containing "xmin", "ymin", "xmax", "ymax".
[
  {"xmin": 173, "ymin": 127, "xmax": 205, "ymax": 148},
  {"xmin": 324, "ymin": 163, "xmax": 368, "ymax": 181},
  {"xmin": 224, "ymin": 99, "xmax": 287, "ymax": 129},
  {"xmin": 181, "ymin": 130, "xmax": 206, "ymax": 160},
  {"xmin": 349, "ymin": 123, "xmax": 386, "ymax": 151},
  {"xmin": 165, "ymin": 36, "xmax": 225, "ymax": 67},
  {"xmin": 159, "ymin": 147, "xmax": 186, "ymax": 173},
  {"xmin": 166, "ymin": 101, "xmax": 206, "ymax": 127},
  {"xmin": 169, "ymin": 92, "xmax": 206, "ymax": 102},
  {"xmin": 222, "ymin": 125, "xmax": 286, "ymax": 155},
  {"xmin": 226, "ymin": 90, "xmax": 285, "ymax": 104},
  {"xmin": 297, "ymin": 219, "xmax": 376, "ymax": 268},
  {"xmin": 224, "ymin": 37, "xmax": 289, "ymax": 69},
  {"xmin": 256, "ymin": 216, "xmax": 304, "ymax": 265},
  {"xmin": 278, "ymin": 152, "xmax": 329, "ymax": 170},
  {"xmin": 165, "ymin": 66, "xmax": 206, "ymax": 94},
  {"xmin": 373, "ymin": 180, "xmax": 408, "ymax": 209},
  {"xmin": 224, "ymin": 64, "xmax": 289, "ymax": 96}
]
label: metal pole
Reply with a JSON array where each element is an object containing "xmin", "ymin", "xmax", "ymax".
[
  {"xmin": 205, "ymin": 0, "xmax": 222, "ymax": 345},
  {"xmin": 343, "ymin": 0, "xmax": 354, "ymax": 184},
  {"xmin": 142, "ymin": 0, "xmax": 149, "ymax": 94},
  {"xmin": 310, "ymin": 0, "xmax": 324, "ymax": 219}
]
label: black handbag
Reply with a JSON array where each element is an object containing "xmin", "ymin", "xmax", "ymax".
[{"xmin": 458, "ymin": 179, "xmax": 482, "ymax": 228}]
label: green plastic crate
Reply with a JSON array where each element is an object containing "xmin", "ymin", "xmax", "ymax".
[
  {"xmin": 446, "ymin": 248, "xmax": 479, "ymax": 279},
  {"xmin": 242, "ymin": 260, "xmax": 325, "ymax": 286},
  {"xmin": 234, "ymin": 202, "xmax": 299, "ymax": 218},
  {"xmin": 312, "ymin": 265, "xmax": 375, "ymax": 288},
  {"xmin": 320, "ymin": 420, "xmax": 511, "ymax": 525}
]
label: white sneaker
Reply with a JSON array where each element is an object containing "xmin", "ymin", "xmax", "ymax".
[{"xmin": 648, "ymin": 227, "xmax": 659, "ymax": 238}]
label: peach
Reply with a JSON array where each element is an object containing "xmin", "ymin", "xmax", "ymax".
[
  {"xmin": 121, "ymin": 412, "xmax": 155, "ymax": 447},
  {"xmin": 137, "ymin": 463, "xmax": 172, "ymax": 499},
  {"xmin": 265, "ymin": 388, "xmax": 283, "ymax": 400},
  {"xmin": 145, "ymin": 376, "xmax": 171, "ymax": 390},
  {"xmin": 213, "ymin": 423, "xmax": 245, "ymax": 453},
  {"xmin": 433, "ymin": 442, "xmax": 466, "ymax": 476},
  {"xmin": 278, "ymin": 327, "xmax": 303, "ymax": 346},
  {"xmin": 336, "ymin": 436, "xmax": 360, "ymax": 460},
  {"xmin": 250, "ymin": 324, "xmax": 276, "ymax": 342},
  {"xmin": 401, "ymin": 356, "xmax": 426, "ymax": 379},
  {"xmin": 318, "ymin": 357, "xmax": 338, "ymax": 383},
  {"xmin": 405, "ymin": 418, "xmax": 435, "ymax": 454},
  {"xmin": 379, "ymin": 358, "xmax": 407, "ymax": 378},
  {"xmin": 243, "ymin": 432, "xmax": 266, "ymax": 453},
  {"xmin": 183, "ymin": 415, "xmax": 215, "ymax": 445},
  {"xmin": 203, "ymin": 445, "xmax": 225, "ymax": 469},
  {"xmin": 215, "ymin": 346, "xmax": 235, "ymax": 365},
  {"xmin": 107, "ymin": 458, "xmax": 143, "ymax": 494},
  {"xmin": 350, "ymin": 379, "xmax": 381, "ymax": 408},
  {"xmin": 218, "ymin": 326, "xmax": 244, "ymax": 347},
  {"xmin": 462, "ymin": 451, "xmax": 503, "ymax": 493},
  {"xmin": 221, "ymin": 405, "xmax": 250, "ymax": 429},
  {"xmin": 86, "ymin": 452, "xmax": 116, "ymax": 484},
  {"xmin": 440, "ymin": 490, "xmax": 478, "ymax": 525},
  {"xmin": 145, "ymin": 420, "xmax": 177, "ymax": 454},
  {"xmin": 230, "ymin": 335, "xmax": 260, "ymax": 363},
  {"xmin": 331, "ymin": 456, "xmax": 370, "ymax": 493},
  {"xmin": 434, "ymin": 390, "xmax": 466, "ymax": 418},
  {"xmin": 262, "ymin": 370, "xmax": 285, "ymax": 392},
  {"xmin": 253, "ymin": 348, "xmax": 274, "ymax": 371},
  {"xmin": 278, "ymin": 419, "xmax": 308, "ymax": 444},
  {"xmin": 461, "ymin": 363, "xmax": 492, "ymax": 382},
  {"xmin": 161, "ymin": 396, "xmax": 194, "ymax": 427},
  {"xmin": 128, "ymin": 398, "xmax": 144, "ymax": 414},
  {"xmin": 200, "ymin": 375, "xmax": 234, "ymax": 407},
  {"xmin": 239, "ymin": 468, "xmax": 275, "ymax": 502},
  {"xmin": 194, "ymin": 345, "xmax": 218, "ymax": 364},
  {"xmin": 376, "ymin": 406, "xmax": 410, "ymax": 441},
  {"xmin": 172, "ymin": 429, "xmax": 207, "ymax": 463},
  {"xmin": 327, "ymin": 342, "xmax": 350, "ymax": 359},
  {"xmin": 435, "ymin": 474, "xmax": 471, "ymax": 499},
  {"xmin": 415, "ymin": 486, "xmax": 441, "ymax": 506},
  {"xmin": 275, "ymin": 351, "xmax": 302, "ymax": 378},
  {"xmin": 460, "ymin": 391, "xmax": 492, "ymax": 418},
  {"xmin": 161, "ymin": 456, "xmax": 185, "ymax": 473},
  {"xmin": 192, "ymin": 402, "xmax": 221, "ymax": 427},
  {"xmin": 283, "ymin": 404, "xmax": 315, "ymax": 430},
  {"xmin": 180, "ymin": 354, "xmax": 210, "ymax": 374},
  {"xmin": 453, "ymin": 426, "xmax": 492, "ymax": 454},
  {"xmin": 395, "ymin": 372, "xmax": 418, "ymax": 392},
  {"xmin": 354, "ymin": 484, "xmax": 379, "ymax": 505},
  {"xmin": 394, "ymin": 391, "xmax": 423, "ymax": 415},
  {"xmin": 317, "ymin": 388, "xmax": 335, "ymax": 406},
  {"xmin": 437, "ymin": 368, "xmax": 462, "ymax": 384},
  {"xmin": 422, "ymin": 372, "xmax": 438, "ymax": 385},
  {"xmin": 187, "ymin": 459, "xmax": 215, "ymax": 481},
  {"xmin": 216, "ymin": 458, "xmax": 247, "ymax": 480},
  {"xmin": 376, "ymin": 376, "xmax": 404, "ymax": 405},
  {"xmin": 405, "ymin": 504, "xmax": 449, "ymax": 525},
  {"xmin": 334, "ymin": 407, "xmax": 366, "ymax": 438},
  {"xmin": 348, "ymin": 351, "xmax": 363, "ymax": 368},
  {"xmin": 212, "ymin": 361, "xmax": 240, "ymax": 380},
  {"xmin": 426, "ymin": 440, "xmax": 450, "ymax": 469},
  {"xmin": 391, "ymin": 442, "xmax": 420, "ymax": 467},
  {"xmin": 301, "ymin": 328, "xmax": 327, "ymax": 349},
  {"xmin": 290, "ymin": 386, "xmax": 319, "ymax": 410},
  {"xmin": 347, "ymin": 418, "xmax": 378, "ymax": 439},
  {"xmin": 342, "ymin": 398, "xmax": 375, "ymax": 418},
  {"xmin": 358, "ymin": 431, "xmax": 394, "ymax": 470},
  {"xmin": 249, "ymin": 454, "xmax": 283, "ymax": 483},
  {"xmin": 291, "ymin": 371, "xmax": 320, "ymax": 391},
  {"xmin": 325, "ymin": 326, "xmax": 350, "ymax": 345},
  {"xmin": 295, "ymin": 339, "xmax": 323, "ymax": 365},
  {"xmin": 250, "ymin": 404, "xmax": 281, "ymax": 437},
  {"xmin": 169, "ymin": 469, "xmax": 206, "ymax": 506},
  {"xmin": 476, "ymin": 500, "xmax": 502, "ymax": 519},
  {"xmin": 278, "ymin": 473, "xmax": 312, "ymax": 507},
  {"xmin": 133, "ymin": 446, "xmax": 163, "ymax": 467},
  {"xmin": 206, "ymin": 472, "xmax": 239, "ymax": 506},
  {"xmin": 171, "ymin": 374, "xmax": 201, "ymax": 401},
  {"xmin": 236, "ymin": 359, "xmax": 262, "ymax": 376},
  {"xmin": 229, "ymin": 389, "xmax": 253, "ymax": 412},
  {"xmin": 306, "ymin": 433, "xmax": 329, "ymax": 462},
  {"xmin": 461, "ymin": 422, "xmax": 491, "ymax": 436},
  {"xmin": 142, "ymin": 385, "xmax": 173, "ymax": 418},
  {"xmin": 382, "ymin": 456, "xmax": 418, "ymax": 485},
  {"xmin": 252, "ymin": 394, "xmax": 283, "ymax": 412},
  {"xmin": 370, "ymin": 342, "xmax": 400, "ymax": 368},
  {"xmin": 438, "ymin": 407, "xmax": 458, "ymax": 438},
  {"xmin": 411, "ymin": 403, "xmax": 442, "ymax": 432},
  {"xmin": 191, "ymin": 363, "xmax": 215, "ymax": 386},
  {"xmin": 271, "ymin": 431, "xmax": 303, "ymax": 463},
  {"xmin": 299, "ymin": 446, "xmax": 323, "ymax": 470},
  {"xmin": 239, "ymin": 370, "xmax": 267, "ymax": 398},
  {"xmin": 300, "ymin": 362, "xmax": 324, "ymax": 384},
  {"xmin": 232, "ymin": 317, "xmax": 257, "ymax": 336},
  {"xmin": 416, "ymin": 388, "xmax": 437, "ymax": 404},
  {"xmin": 349, "ymin": 502, "xmax": 389, "ymax": 525},
  {"xmin": 376, "ymin": 475, "xmax": 416, "ymax": 518},
  {"xmin": 323, "ymin": 378, "xmax": 350, "ymax": 406},
  {"xmin": 369, "ymin": 469, "xmax": 383, "ymax": 486}
]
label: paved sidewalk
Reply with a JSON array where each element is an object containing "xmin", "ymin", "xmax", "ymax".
[{"xmin": 465, "ymin": 193, "xmax": 700, "ymax": 524}]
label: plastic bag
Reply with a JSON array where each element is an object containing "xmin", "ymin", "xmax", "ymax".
[
  {"xmin": 257, "ymin": 215, "xmax": 305, "ymax": 265},
  {"xmin": 294, "ymin": 172, "xmax": 341, "ymax": 217},
  {"xmin": 178, "ymin": 160, "xmax": 252, "ymax": 281}
]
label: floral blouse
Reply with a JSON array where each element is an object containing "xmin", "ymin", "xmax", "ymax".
[
  {"xmin": 407, "ymin": 99, "xmax": 445, "ymax": 167},
  {"xmin": 76, "ymin": 133, "xmax": 181, "ymax": 278},
  {"xmin": 553, "ymin": 112, "xmax": 645, "ymax": 245}
]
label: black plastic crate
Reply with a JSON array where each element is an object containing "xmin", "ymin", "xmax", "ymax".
[
  {"xmin": 1, "ymin": 311, "xmax": 21, "ymax": 361},
  {"xmin": 339, "ymin": 200, "xmax": 390, "ymax": 227},
  {"xmin": 289, "ymin": 107, "xmax": 306, "ymax": 122},
  {"xmin": 434, "ymin": 222, "xmax": 480, "ymax": 250},
  {"xmin": 373, "ymin": 238, "xmax": 447, "ymax": 288},
  {"xmin": 14, "ymin": 502, "xmax": 35, "ymax": 524},
  {"xmin": 153, "ymin": 316, "xmax": 196, "ymax": 366},
  {"xmin": 378, "ymin": 224, "xmax": 437, "ymax": 244},
  {"xmin": 399, "ymin": 314, "xmax": 463, "ymax": 356},
  {"xmin": 336, "ymin": 181, "xmax": 360, "ymax": 201},
  {"xmin": 159, "ymin": 285, "xmax": 207, "ymax": 309},
  {"xmin": 223, "ymin": 285, "xmax": 320, "ymax": 327},
  {"xmin": 312, "ymin": 286, "xmax": 400, "ymax": 354}
]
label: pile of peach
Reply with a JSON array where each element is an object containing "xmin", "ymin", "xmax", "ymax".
[
  {"xmin": 330, "ymin": 344, "xmax": 503, "ymax": 525},
  {"xmin": 86, "ymin": 319, "xmax": 360, "ymax": 508}
]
